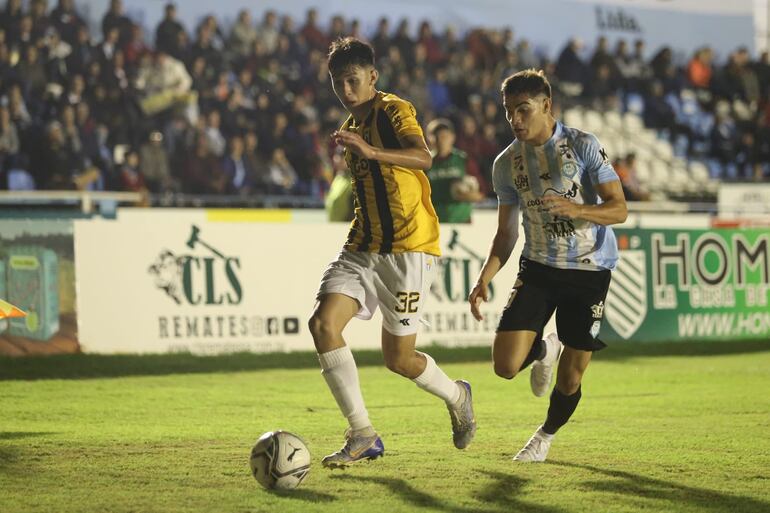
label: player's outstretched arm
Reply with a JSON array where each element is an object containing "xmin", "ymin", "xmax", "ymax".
[
  {"xmin": 332, "ymin": 131, "xmax": 432, "ymax": 170},
  {"xmin": 544, "ymin": 180, "xmax": 628, "ymax": 226},
  {"xmin": 469, "ymin": 203, "xmax": 520, "ymax": 321}
]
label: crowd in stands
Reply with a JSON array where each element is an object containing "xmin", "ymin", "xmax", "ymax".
[{"xmin": 0, "ymin": 0, "xmax": 768, "ymax": 200}]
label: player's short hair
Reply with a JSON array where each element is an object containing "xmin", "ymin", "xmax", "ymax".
[
  {"xmin": 501, "ymin": 69, "xmax": 552, "ymax": 99},
  {"xmin": 427, "ymin": 118, "xmax": 454, "ymax": 136},
  {"xmin": 328, "ymin": 37, "xmax": 375, "ymax": 75}
]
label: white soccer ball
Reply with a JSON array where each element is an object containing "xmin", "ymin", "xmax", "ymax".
[{"xmin": 250, "ymin": 431, "xmax": 311, "ymax": 490}]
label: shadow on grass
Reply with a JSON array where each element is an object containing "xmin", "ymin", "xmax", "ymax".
[
  {"xmin": 270, "ymin": 488, "xmax": 336, "ymax": 502},
  {"xmin": 550, "ymin": 461, "xmax": 770, "ymax": 513},
  {"xmin": 1, "ymin": 339, "xmax": 768, "ymax": 380},
  {"xmin": 0, "ymin": 431, "xmax": 56, "ymax": 440},
  {"xmin": 332, "ymin": 473, "xmax": 568, "ymax": 513},
  {"xmin": 0, "ymin": 446, "xmax": 21, "ymax": 473}
]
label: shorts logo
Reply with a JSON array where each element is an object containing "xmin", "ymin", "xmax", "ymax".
[
  {"xmin": 590, "ymin": 320, "xmax": 601, "ymax": 338},
  {"xmin": 399, "ymin": 318, "xmax": 410, "ymax": 326},
  {"xmin": 591, "ymin": 300, "xmax": 604, "ymax": 319}
]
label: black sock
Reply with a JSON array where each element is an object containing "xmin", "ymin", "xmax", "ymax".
[
  {"xmin": 542, "ymin": 386, "xmax": 582, "ymax": 435},
  {"xmin": 518, "ymin": 337, "xmax": 546, "ymax": 371}
]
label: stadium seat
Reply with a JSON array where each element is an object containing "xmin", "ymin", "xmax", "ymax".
[
  {"xmin": 563, "ymin": 108, "xmax": 583, "ymax": 128},
  {"xmin": 604, "ymin": 111, "xmax": 623, "ymax": 130},
  {"xmin": 583, "ymin": 110, "xmax": 604, "ymax": 133},
  {"xmin": 622, "ymin": 112, "xmax": 644, "ymax": 132}
]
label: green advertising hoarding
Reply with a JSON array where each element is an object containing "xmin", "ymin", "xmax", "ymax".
[{"xmin": 603, "ymin": 228, "xmax": 770, "ymax": 343}]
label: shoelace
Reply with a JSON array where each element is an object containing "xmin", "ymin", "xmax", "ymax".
[
  {"xmin": 522, "ymin": 436, "xmax": 546, "ymax": 454},
  {"xmin": 448, "ymin": 399, "xmax": 472, "ymax": 432}
]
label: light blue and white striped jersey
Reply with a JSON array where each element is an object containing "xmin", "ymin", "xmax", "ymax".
[{"xmin": 492, "ymin": 121, "xmax": 620, "ymax": 271}]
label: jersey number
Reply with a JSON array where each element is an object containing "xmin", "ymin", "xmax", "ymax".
[{"xmin": 395, "ymin": 292, "xmax": 420, "ymax": 313}]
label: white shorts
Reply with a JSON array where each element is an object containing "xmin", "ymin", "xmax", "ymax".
[{"xmin": 315, "ymin": 250, "xmax": 438, "ymax": 336}]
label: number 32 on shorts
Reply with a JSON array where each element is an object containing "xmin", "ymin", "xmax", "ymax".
[{"xmin": 395, "ymin": 291, "xmax": 420, "ymax": 313}]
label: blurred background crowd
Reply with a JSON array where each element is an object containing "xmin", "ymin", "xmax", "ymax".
[{"xmin": 0, "ymin": 0, "xmax": 768, "ymax": 201}]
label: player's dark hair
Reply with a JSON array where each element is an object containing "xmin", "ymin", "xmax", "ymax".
[
  {"xmin": 501, "ymin": 69, "xmax": 552, "ymax": 99},
  {"xmin": 427, "ymin": 118, "xmax": 454, "ymax": 136},
  {"xmin": 328, "ymin": 37, "xmax": 375, "ymax": 75}
]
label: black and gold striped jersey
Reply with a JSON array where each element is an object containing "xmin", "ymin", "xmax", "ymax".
[{"xmin": 340, "ymin": 91, "xmax": 441, "ymax": 256}]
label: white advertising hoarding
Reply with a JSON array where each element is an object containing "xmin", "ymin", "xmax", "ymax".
[
  {"xmin": 74, "ymin": 209, "xmax": 528, "ymax": 354},
  {"xmin": 717, "ymin": 183, "xmax": 770, "ymax": 217}
]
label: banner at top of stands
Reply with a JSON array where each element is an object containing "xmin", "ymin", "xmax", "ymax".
[
  {"xmin": 87, "ymin": 0, "xmax": 756, "ymax": 57},
  {"xmin": 565, "ymin": 0, "xmax": 753, "ymax": 16}
]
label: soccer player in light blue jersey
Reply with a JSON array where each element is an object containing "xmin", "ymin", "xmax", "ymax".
[{"xmin": 468, "ymin": 69, "xmax": 628, "ymax": 462}]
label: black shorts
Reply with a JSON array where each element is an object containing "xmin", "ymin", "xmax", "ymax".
[{"xmin": 497, "ymin": 257, "xmax": 612, "ymax": 351}]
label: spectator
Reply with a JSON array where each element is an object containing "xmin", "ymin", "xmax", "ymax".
[
  {"xmin": 1, "ymin": 0, "xmax": 23, "ymax": 37},
  {"xmin": 155, "ymin": 2, "xmax": 185, "ymax": 57},
  {"xmin": 122, "ymin": 24, "xmax": 149, "ymax": 68},
  {"xmin": 555, "ymin": 39, "xmax": 587, "ymax": 96},
  {"xmin": 139, "ymin": 130, "xmax": 174, "ymax": 193},
  {"xmin": 119, "ymin": 148, "xmax": 147, "ymax": 192},
  {"xmin": 242, "ymin": 130, "xmax": 267, "ymax": 192},
  {"xmin": 182, "ymin": 134, "xmax": 226, "ymax": 194},
  {"xmin": 418, "ymin": 20, "xmax": 443, "ymax": 66},
  {"xmin": 34, "ymin": 121, "xmax": 80, "ymax": 189},
  {"xmin": 266, "ymin": 147, "xmax": 297, "ymax": 194},
  {"xmin": 614, "ymin": 153, "xmax": 649, "ymax": 201},
  {"xmin": 222, "ymin": 134, "xmax": 253, "ymax": 194},
  {"xmin": 204, "ymin": 109, "xmax": 226, "ymax": 157},
  {"xmin": 300, "ymin": 8, "xmax": 326, "ymax": 52},
  {"xmin": 229, "ymin": 9, "xmax": 256, "ymax": 58},
  {"xmin": 50, "ymin": 0, "xmax": 82, "ymax": 45},
  {"xmin": 101, "ymin": 0, "xmax": 132, "ymax": 44},
  {"xmin": 426, "ymin": 118, "xmax": 483, "ymax": 223},
  {"xmin": 67, "ymin": 24, "xmax": 96, "ymax": 76},
  {"xmin": 135, "ymin": 50, "xmax": 197, "ymax": 122},
  {"xmin": 0, "ymin": 105, "xmax": 20, "ymax": 166},
  {"xmin": 370, "ymin": 17, "xmax": 390, "ymax": 61},
  {"xmin": 256, "ymin": 10, "xmax": 279, "ymax": 55},
  {"xmin": 687, "ymin": 46, "xmax": 713, "ymax": 89},
  {"xmin": 15, "ymin": 44, "xmax": 48, "ymax": 100}
]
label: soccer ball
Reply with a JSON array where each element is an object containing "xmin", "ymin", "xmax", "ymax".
[{"xmin": 250, "ymin": 431, "xmax": 311, "ymax": 490}]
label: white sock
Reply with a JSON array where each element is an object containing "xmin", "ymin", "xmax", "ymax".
[
  {"xmin": 318, "ymin": 346, "xmax": 374, "ymax": 435},
  {"xmin": 412, "ymin": 352, "xmax": 461, "ymax": 404}
]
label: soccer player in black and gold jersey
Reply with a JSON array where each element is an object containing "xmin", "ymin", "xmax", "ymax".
[{"xmin": 309, "ymin": 37, "xmax": 476, "ymax": 468}]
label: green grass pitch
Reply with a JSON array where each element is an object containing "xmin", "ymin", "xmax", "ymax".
[{"xmin": 1, "ymin": 341, "xmax": 769, "ymax": 513}]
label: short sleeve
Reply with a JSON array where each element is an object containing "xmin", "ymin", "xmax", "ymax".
[
  {"xmin": 580, "ymin": 134, "xmax": 620, "ymax": 185},
  {"xmin": 492, "ymin": 153, "xmax": 519, "ymax": 206},
  {"xmin": 382, "ymin": 98, "xmax": 424, "ymax": 139}
]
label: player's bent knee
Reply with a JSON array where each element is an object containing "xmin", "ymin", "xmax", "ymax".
[
  {"xmin": 556, "ymin": 377, "xmax": 582, "ymax": 395},
  {"xmin": 307, "ymin": 315, "xmax": 340, "ymax": 343},
  {"xmin": 494, "ymin": 362, "xmax": 518, "ymax": 380}
]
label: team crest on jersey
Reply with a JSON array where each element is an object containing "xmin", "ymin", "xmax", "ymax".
[
  {"xmin": 561, "ymin": 161, "xmax": 579, "ymax": 179},
  {"xmin": 590, "ymin": 320, "xmax": 601, "ymax": 338},
  {"xmin": 514, "ymin": 174, "xmax": 530, "ymax": 192}
]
